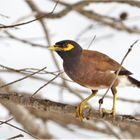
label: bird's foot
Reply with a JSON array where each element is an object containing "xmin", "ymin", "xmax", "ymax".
[
  {"xmin": 76, "ymin": 103, "xmax": 92, "ymax": 121},
  {"xmin": 100, "ymin": 108, "xmax": 115, "ymax": 119}
]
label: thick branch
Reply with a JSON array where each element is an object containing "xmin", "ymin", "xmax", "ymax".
[
  {"xmin": 0, "ymin": 80, "xmax": 52, "ymax": 139},
  {"xmin": 0, "ymin": 93, "xmax": 140, "ymax": 128},
  {"xmin": 57, "ymin": 0, "xmax": 140, "ymax": 8}
]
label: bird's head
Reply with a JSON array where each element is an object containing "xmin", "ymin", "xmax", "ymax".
[{"xmin": 48, "ymin": 40, "xmax": 82, "ymax": 60}]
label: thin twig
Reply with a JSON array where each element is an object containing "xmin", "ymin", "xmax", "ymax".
[
  {"xmin": 7, "ymin": 134, "xmax": 24, "ymax": 140},
  {"xmin": 99, "ymin": 40, "xmax": 139, "ymax": 109},
  {"xmin": 31, "ymin": 72, "xmax": 63, "ymax": 97},
  {"xmin": 0, "ymin": 67, "xmax": 46, "ymax": 89},
  {"xmin": 0, "ymin": 0, "xmax": 59, "ymax": 29},
  {"xmin": 87, "ymin": 35, "xmax": 96, "ymax": 49},
  {"xmin": 0, "ymin": 13, "xmax": 9, "ymax": 18},
  {"xmin": 0, "ymin": 120, "xmax": 39, "ymax": 139},
  {"xmin": 4, "ymin": 31, "xmax": 46, "ymax": 48},
  {"xmin": 0, "ymin": 64, "xmax": 72, "ymax": 82},
  {"xmin": 0, "ymin": 117, "xmax": 13, "ymax": 125}
]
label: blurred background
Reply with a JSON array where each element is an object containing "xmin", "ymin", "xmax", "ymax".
[{"xmin": 0, "ymin": 0, "xmax": 140, "ymax": 139}]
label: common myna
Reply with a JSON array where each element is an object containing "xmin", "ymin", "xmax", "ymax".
[{"xmin": 48, "ymin": 40, "xmax": 140, "ymax": 120}]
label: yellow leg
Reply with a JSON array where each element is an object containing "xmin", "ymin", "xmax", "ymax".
[
  {"xmin": 111, "ymin": 87, "xmax": 117, "ymax": 118},
  {"xmin": 100, "ymin": 87, "xmax": 117, "ymax": 118},
  {"xmin": 76, "ymin": 90, "xmax": 98, "ymax": 121}
]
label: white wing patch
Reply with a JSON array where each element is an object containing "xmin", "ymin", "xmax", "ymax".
[{"xmin": 118, "ymin": 76, "xmax": 133, "ymax": 87}]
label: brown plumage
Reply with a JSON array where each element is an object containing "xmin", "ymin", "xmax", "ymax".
[
  {"xmin": 48, "ymin": 40, "xmax": 140, "ymax": 120},
  {"xmin": 64, "ymin": 50, "xmax": 131, "ymax": 89}
]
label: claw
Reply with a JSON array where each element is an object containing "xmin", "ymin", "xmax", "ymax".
[
  {"xmin": 75, "ymin": 90, "xmax": 97, "ymax": 121},
  {"xmin": 76, "ymin": 103, "xmax": 92, "ymax": 121},
  {"xmin": 99, "ymin": 87, "xmax": 117, "ymax": 119},
  {"xmin": 75, "ymin": 102, "xmax": 85, "ymax": 121},
  {"xmin": 100, "ymin": 108, "xmax": 116, "ymax": 119}
]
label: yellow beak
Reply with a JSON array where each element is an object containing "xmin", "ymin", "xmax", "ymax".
[
  {"xmin": 48, "ymin": 45, "xmax": 62, "ymax": 51},
  {"xmin": 48, "ymin": 44, "xmax": 74, "ymax": 51}
]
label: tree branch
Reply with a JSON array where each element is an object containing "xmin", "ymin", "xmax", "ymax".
[{"xmin": 0, "ymin": 93, "xmax": 140, "ymax": 128}]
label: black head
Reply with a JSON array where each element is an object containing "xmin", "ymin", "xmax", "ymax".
[{"xmin": 48, "ymin": 40, "xmax": 82, "ymax": 61}]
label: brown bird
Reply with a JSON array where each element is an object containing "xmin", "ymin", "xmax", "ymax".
[{"xmin": 48, "ymin": 40, "xmax": 140, "ymax": 120}]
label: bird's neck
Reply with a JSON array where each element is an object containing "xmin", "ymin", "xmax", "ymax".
[
  {"xmin": 63, "ymin": 55, "xmax": 80, "ymax": 67},
  {"xmin": 57, "ymin": 49, "xmax": 82, "ymax": 62}
]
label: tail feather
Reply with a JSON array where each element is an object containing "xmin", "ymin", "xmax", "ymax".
[{"xmin": 128, "ymin": 76, "xmax": 140, "ymax": 88}]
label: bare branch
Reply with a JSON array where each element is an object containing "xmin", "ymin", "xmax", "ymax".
[
  {"xmin": 0, "ymin": 117, "xmax": 13, "ymax": 125},
  {"xmin": 0, "ymin": 0, "xmax": 59, "ymax": 29},
  {"xmin": 0, "ymin": 93, "xmax": 140, "ymax": 128},
  {"xmin": 54, "ymin": 0, "xmax": 140, "ymax": 8},
  {"xmin": 32, "ymin": 72, "xmax": 63, "ymax": 97},
  {"xmin": 4, "ymin": 31, "xmax": 46, "ymax": 48},
  {"xmin": 7, "ymin": 134, "xmax": 24, "ymax": 140},
  {"xmin": 99, "ymin": 40, "xmax": 139, "ymax": 108},
  {"xmin": 0, "ymin": 67, "xmax": 46, "ymax": 89},
  {"xmin": 51, "ymin": 0, "xmax": 140, "ymax": 34},
  {"xmin": 1, "ymin": 0, "xmax": 139, "ymax": 34},
  {"xmin": 0, "ymin": 120, "xmax": 39, "ymax": 139}
]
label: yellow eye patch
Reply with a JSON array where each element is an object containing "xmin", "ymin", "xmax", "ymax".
[{"xmin": 63, "ymin": 43, "xmax": 74, "ymax": 51}]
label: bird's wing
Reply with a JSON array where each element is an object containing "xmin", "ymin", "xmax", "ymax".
[{"xmin": 82, "ymin": 50, "xmax": 132, "ymax": 75}]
